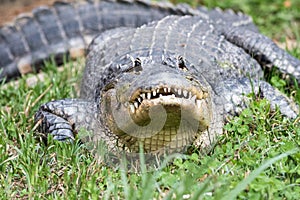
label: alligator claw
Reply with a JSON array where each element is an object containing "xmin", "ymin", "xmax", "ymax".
[
  {"xmin": 34, "ymin": 99, "xmax": 99, "ymax": 142},
  {"xmin": 35, "ymin": 110, "xmax": 75, "ymax": 142}
]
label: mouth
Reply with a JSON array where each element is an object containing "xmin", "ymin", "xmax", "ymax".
[
  {"xmin": 101, "ymin": 83, "xmax": 212, "ymax": 153},
  {"xmin": 128, "ymin": 86, "xmax": 208, "ymax": 114},
  {"xmin": 111, "ymin": 85, "xmax": 211, "ymax": 153}
]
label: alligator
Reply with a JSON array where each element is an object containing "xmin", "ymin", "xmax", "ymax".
[{"xmin": 1, "ymin": 0, "xmax": 299, "ymax": 164}]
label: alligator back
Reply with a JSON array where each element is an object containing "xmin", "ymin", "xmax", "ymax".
[{"xmin": 81, "ymin": 15, "xmax": 263, "ymax": 99}]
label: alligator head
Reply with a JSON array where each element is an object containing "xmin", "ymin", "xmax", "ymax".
[{"xmin": 99, "ymin": 53, "xmax": 213, "ymax": 154}]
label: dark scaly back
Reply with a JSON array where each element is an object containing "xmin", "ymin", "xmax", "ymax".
[
  {"xmin": 197, "ymin": 6, "xmax": 258, "ymax": 32},
  {"xmin": 81, "ymin": 14, "xmax": 262, "ymax": 99},
  {"xmin": 0, "ymin": 0, "xmax": 198, "ymax": 82}
]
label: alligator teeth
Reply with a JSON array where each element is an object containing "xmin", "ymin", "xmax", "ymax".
[
  {"xmin": 134, "ymin": 87, "xmax": 206, "ymax": 106},
  {"xmin": 178, "ymin": 88, "xmax": 182, "ymax": 95},
  {"xmin": 153, "ymin": 90, "xmax": 156, "ymax": 96},
  {"xmin": 183, "ymin": 90, "xmax": 188, "ymax": 97},
  {"xmin": 134, "ymin": 102, "xmax": 139, "ymax": 109},
  {"xmin": 196, "ymin": 100, "xmax": 202, "ymax": 109},
  {"xmin": 129, "ymin": 104, "xmax": 135, "ymax": 113},
  {"xmin": 198, "ymin": 91, "xmax": 203, "ymax": 99},
  {"xmin": 191, "ymin": 95, "xmax": 196, "ymax": 102}
]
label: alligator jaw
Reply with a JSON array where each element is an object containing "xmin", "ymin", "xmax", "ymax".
[
  {"xmin": 131, "ymin": 95, "xmax": 209, "ymax": 127},
  {"xmin": 107, "ymin": 86, "xmax": 212, "ymax": 153},
  {"xmin": 128, "ymin": 85, "xmax": 208, "ymax": 115},
  {"xmin": 101, "ymin": 82, "xmax": 212, "ymax": 153}
]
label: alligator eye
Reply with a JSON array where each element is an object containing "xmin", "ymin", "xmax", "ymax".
[
  {"xmin": 134, "ymin": 58, "xmax": 141, "ymax": 67},
  {"xmin": 133, "ymin": 58, "xmax": 143, "ymax": 72},
  {"xmin": 177, "ymin": 56, "xmax": 188, "ymax": 71},
  {"xmin": 123, "ymin": 57, "xmax": 143, "ymax": 74}
]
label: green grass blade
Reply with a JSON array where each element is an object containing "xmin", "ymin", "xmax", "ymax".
[{"xmin": 222, "ymin": 148, "xmax": 299, "ymax": 200}]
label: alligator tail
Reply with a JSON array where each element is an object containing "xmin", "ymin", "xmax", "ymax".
[{"xmin": 224, "ymin": 28, "xmax": 300, "ymax": 81}]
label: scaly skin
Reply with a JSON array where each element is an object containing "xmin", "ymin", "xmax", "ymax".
[
  {"xmin": 0, "ymin": 0, "xmax": 198, "ymax": 81},
  {"xmin": 1, "ymin": 1, "xmax": 299, "ymax": 164}
]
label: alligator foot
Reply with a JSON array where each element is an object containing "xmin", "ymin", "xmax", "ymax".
[
  {"xmin": 216, "ymin": 77, "xmax": 299, "ymax": 118},
  {"xmin": 34, "ymin": 98, "xmax": 99, "ymax": 142}
]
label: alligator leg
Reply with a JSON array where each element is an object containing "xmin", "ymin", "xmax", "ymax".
[
  {"xmin": 34, "ymin": 99, "xmax": 99, "ymax": 142},
  {"xmin": 215, "ymin": 77, "xmax": 299, "ymax": 118},
  {"xmin": 223, "ymin": 28, "xmax": 300, "ymax": 82}
]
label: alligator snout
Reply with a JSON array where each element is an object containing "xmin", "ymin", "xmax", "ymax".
[{"xmin": 100, "ymin": 62, "xmax": 213, "ymax": 153}]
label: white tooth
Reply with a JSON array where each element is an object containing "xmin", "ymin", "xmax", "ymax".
[
  {"xmin": 178, "ymin": 88, "xmax": 182, "ymax": 95},
  {"xmin": 134, "ymin": 102, "xmax": 139, "ymax": 109},
  {"xmin": 164, "ymin": 88, "xmax": 167, "ymax": 93},
  {"xmin": 197, "ymin": 100, "xmax": 202, "ymax": 108},
  {"xmin": 137, "ymin": 97, "xmax": 142, "ymax": 103},
  {"xmin": 159, "ymin": 94, "xmax": 163, "ymax": 97},
  {"xmin": 183, "ymin": 90, "xmax": 188, "ymax": 97},
  {"xmin": 129, "ymin": 104, "xmax": 135, "ymax": 113},
  {"xmin": 157, "ymin": 88, "xmax": 160, "ymax": 93},
  {"xmin": 191, "ymin": 95, "xmax": 196, "ymax": 102},
  {"xmin": 174, "ymin": 88, "xmax": 178, "ymax": 92},
  {"xmin": 168, "ymin": 87, "xmax": 171, "ymax": 93},
  {"xmin": 171, "ymin": 94, "xmax": 175, "ymax": 98},
  {"xmin": 147, "ymin": 92, "xmax": 151, "ymax": 99},
  {"xmin": 153, "ymin": 90, "xmax": 156, "ymax": 96},
  {"xmin": 140, "ymin": 93, "xmax": 145, "ymax": 99}
]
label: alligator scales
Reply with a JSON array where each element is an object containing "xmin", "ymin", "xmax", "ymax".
[{"xmin": 1, "ymin": 0, "xmax": 299, "ymax": 161}]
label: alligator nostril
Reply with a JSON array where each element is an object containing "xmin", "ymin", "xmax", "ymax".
[{"xmin": 186, "ymin": 76, "xmax": 194, "ymax": 81}]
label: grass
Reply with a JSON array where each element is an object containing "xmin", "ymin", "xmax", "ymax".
[
  {"xmin": 1, "ymin": 0, "xmax": 300, "ymax": 199},
  {"xmin": 173, "ymin": 0, "xmax": 300, "ymax": 41}
]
